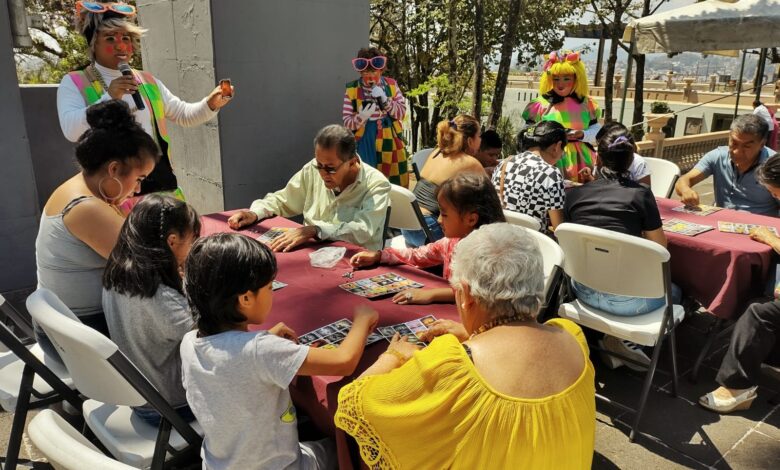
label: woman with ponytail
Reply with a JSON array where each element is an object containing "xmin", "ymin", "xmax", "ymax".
[
  {"xmin": 402, "ymin": 114, "xmax": 485, "ymax": 247},
  {"xmin": 35, "ymin": 100, "xmax": 159, "ymax": 356},
  {"xmin": 564, "ymin": 127, "xmax": 680, "ymax": 370}
]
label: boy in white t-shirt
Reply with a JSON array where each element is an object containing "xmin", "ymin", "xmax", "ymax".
[{"xmin": 180, "ymin": 233, "xmax": 378, "ymax": 469}]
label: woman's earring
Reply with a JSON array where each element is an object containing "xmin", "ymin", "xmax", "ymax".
[{"xmin": 97, "ymin": 176, "xmax": 124, "ymax": 204}]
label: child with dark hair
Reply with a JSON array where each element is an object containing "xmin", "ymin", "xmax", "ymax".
[
  {"xmin": 595, "ymin": 122, "xmax": 651, "ymax": 186},
  {"xmin": 493, "ymin": 120, "xmax": 568, "ymax": 234},
  {"xmin": 102, "ymin": 194, "xmax": 200, "ymax": 425},
  {"xmin": 350, "ymin": 172, "xmax": 505, "ymax": 305},
  {"xmin": 475, "ymin": 128, "xmax": 503, "ymax": 169},
  {"xmin": 35, "ymin": 99, "xmax": 159, "ymax": 360},
  {"xmin": 180, "ymin": 233, "xmax": 378, "ymax": 469}
]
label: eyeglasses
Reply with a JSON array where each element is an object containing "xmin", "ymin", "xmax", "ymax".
[
  {"xmin": 76, "ymin": 2, "xmax": 137, "ymax": 16},
  {"xmin": 314, "ymin": 158, "xmax": 352, "ymax": 175},
  {"xmin": 352, "ymin": 56, "xmax": 387, "ymax": 72}
]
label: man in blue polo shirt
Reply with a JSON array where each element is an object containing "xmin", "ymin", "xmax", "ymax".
[{"xmin": 675, "ymin": 114, "xmax": 778, "ymax": 216}]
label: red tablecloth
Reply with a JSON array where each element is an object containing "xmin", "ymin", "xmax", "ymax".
[
  {"xmin": 200, "ymin": 212, "xmax": 459, "ymax": 469},
  {"xmin": 657, "ymin": 198, "xmax": 778, "ymax": 319}
]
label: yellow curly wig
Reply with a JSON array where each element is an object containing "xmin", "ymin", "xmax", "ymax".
[{"xmin": 538, "ymin": 52, "xmax": 589, "ymax": 98}]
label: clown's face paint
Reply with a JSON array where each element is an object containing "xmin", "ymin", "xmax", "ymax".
[
  {"xmin": 552, "ymin": 74, "xmax": 575, "ymax": 97},
  {"xmin": 93, "ymin": 30, "xmax": 134, "ymax": 69},
  {"xmin": 360, "ymin": 69, "xmax": 383, "ymax": 87}
]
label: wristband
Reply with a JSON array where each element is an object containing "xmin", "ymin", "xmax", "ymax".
[{"xmin": 382, "ymin": 349, "xmax": 409, "ymax": 365}]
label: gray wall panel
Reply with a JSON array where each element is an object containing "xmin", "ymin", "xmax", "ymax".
[
  {"xmin": 20, "ymin": 85, "xmax": 77, "ymax": 209},
  {"xmin": 211, "ymin": 0, "xmax": 369, "ymax": 209},
  {"xmin": 0, "ymin": 5, "xmax": 39, "ymax": 291}
]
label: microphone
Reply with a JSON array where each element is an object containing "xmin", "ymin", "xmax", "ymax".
[{"xmin": 118, "ymin": 62, "xmax": 145, "ymax": 111}]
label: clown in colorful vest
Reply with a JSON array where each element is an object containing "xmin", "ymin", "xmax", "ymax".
[
  {"xmin": 342, "ymin": 47, "xmax": 410, "ymax": 187},
  {"xmin": 522, "ymin": 51, "xmax": 602, "ymax": 184},
  {"xmin": 57, "ymin": 2, "xmax": 233, "ymax": 201}
]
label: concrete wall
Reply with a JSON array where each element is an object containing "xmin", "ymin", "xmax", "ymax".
[
  {"xmin": 20, "ymin": 85, "xmax": 77, "ymax": 209},
  {"xmin": 0, "ymin": 6, "xmax": 38, "ymax": 292},
  {"xmin": 136, "ymin": 0, "xmax": 224, "ymax": 214},
  {"xmin": 211, "ymin": 0, "xmax": 369, "ymax": 209}
]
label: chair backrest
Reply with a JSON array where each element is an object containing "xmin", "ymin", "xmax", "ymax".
[
  {"xmin": 555, "ymin": 223, "xmax": 670, "ymax": 299},
  {"xmin": 411, "ymin": 148, "xmax": 435, "ymax": 173},
  {"xmin": 29, "ymin": 409, "xmax": 136, "ymax": 470},
  {"xmin": 388, "ymin": 184, "xmax": 433, "ymax": 241},
  {"xmin": 522, "ymin": 228, "xmax": 564, "ymax": 282},
  {"xmin": 643, "ymin": 157, "xmax": 681, "ymax": 199},
  {"xmin": 26, "ymin": 289, "xmax": 146, "ymax": 407},
  {"xmin": 503, "ymin": 209, "xmax": 542, "ymax": 232}
]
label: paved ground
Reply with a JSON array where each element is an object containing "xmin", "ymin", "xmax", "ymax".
[{"xmin": 5, "ymin": 177, "xmax": 779, "ymax": 469}]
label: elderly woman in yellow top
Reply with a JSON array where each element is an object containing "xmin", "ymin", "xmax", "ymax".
[{"xmin": 335, "ymin": 223, "xmax": 596, "ymax": 469}]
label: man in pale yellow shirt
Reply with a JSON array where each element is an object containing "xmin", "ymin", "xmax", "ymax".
[{"xmin": 228, "ymin": 124, "xmax": 391, "ymax": 252}]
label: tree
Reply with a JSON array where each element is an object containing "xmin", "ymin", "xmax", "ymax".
[
  {"xmin": 488, "ymin": 0, "xmax": 522, "ymax": 129},
  {"xmin": 15, "ymin": 0, "xmax": 140, "ymax": 83},
  {"xmin": 472, "ymin": 0, "xmax": 485, "ymax": 120}
]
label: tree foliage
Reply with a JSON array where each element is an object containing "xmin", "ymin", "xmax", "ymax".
[
  {"xmin": 15, "ymin": 0, "xmax": 140, "ymax": 84},
  {"xmin": 370, "ymin": 0, "xmax": 582, "ymax": 151}
]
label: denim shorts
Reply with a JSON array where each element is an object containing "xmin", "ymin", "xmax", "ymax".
[
  {"xmin": 572, "ymin": 280, "xmax": 681, "ymax": 317},
  {"xmin": 401, "ymin": 214, "xmax": 444, "ymax": 248}
]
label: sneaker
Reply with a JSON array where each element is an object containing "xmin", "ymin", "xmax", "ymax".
[{"xmin": 600, "ymin": 335, "xmax": 651, "ymax": 371}]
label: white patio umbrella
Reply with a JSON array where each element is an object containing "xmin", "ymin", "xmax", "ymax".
[{"xmin": 623, "ymin": 0, "xmax": 780, "ymax": 54}]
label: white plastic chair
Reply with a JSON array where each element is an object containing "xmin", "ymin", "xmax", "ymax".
[
  {"xmin": 0, "ymin": 294, "xmax": 80, "ymax": 469},
  {"xmin": 555, "ymin": 223, "xmax": 684, "ymax": 442},
  {"xmin": 503, "ymin": 209, "xmax": 542, "ymax": 232},
  {"xmin": 26, "ymin": 289, "xmax": 201, "ymax": 470},
  {"xmin": 644, "ymin": 157, "xmax": 681, "ymax": 198},
  {"xmin": 385, "ymin": 184, "xmax": 433, "ymax": 249},
  {"xmin": 410, "ymin": 147, "xmax": 435, "ymax": 180},
  {"xmin": 517, "ymin": 227, "xmax": 565, "ymax": 320},
  {"xmin": 29, "ymin": 409, "xmax": 136, "ymax": 470}
]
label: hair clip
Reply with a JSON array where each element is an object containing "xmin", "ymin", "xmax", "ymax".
[
  {"xmin": 543, "ymin": 50, "xmax": 581, "ymax": 71},
  {"xmin": 449, "ymin": 120, "xmax": 458, "ymax": 130},
  {"xmin": 159, "ymin": 204, "xmax": 169, "ymax": 240},
  {"xmin": 607, "ymin": 135, "xmax": 631, "ymax": 149}
]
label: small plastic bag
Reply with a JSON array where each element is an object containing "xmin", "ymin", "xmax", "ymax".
[{"xmin": 309, "ymin": 246, "xmax": 346, "ymax": 269}]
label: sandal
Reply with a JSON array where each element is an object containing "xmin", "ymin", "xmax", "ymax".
[{"xmin": 699, "ymin": 386, "xmax": 758, "ymax": 414}]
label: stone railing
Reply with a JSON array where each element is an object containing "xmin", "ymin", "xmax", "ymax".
[{"xmin": 636, "ymin": 113, "xmax": 729, "ymax": 172}]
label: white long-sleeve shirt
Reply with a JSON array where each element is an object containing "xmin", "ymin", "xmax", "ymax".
[{"xmin": 57, "ymin": 62, "xmax": 218, "ymax": 142}]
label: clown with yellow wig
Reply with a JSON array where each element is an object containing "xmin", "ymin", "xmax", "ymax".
[
  {"xmin": 57, "ymin": 1, "xmax": 234, "ymax": 202},
  {"xmin": 522, "ymin": 51, "xmax": 602, "ymax": 183}
]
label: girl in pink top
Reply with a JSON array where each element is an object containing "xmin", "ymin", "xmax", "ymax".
[{"xmin": 350, "ymin": 173, "xmax": 504, "ymax": 304}]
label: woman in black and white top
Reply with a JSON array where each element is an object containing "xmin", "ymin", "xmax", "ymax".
[{"xmin": 492, "ymin": 121, "xmax": 567, "ymax": 234}]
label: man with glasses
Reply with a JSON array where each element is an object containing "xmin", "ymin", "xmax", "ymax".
[
  {"xmin": 228, "ymin": 125, "xmax": 390, "ymax": 252},
  {"xmin": 343, "ymin": 47, "xmax": 410, "ymax": 187}
]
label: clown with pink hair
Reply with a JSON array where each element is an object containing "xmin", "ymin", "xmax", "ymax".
[{"xmin": 522, "ymin": 51, "xmax": 602, "ymax": 183}]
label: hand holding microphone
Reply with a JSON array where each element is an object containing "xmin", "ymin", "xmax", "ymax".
[
  {"xmin": 370, "ymin": 85, "xmax": 388, "ymax": 110},
  {"xmin": 117, "ymin": 62, "xmax": 145, "ymax": 111}
]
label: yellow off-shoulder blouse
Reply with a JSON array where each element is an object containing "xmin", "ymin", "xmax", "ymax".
[{"xmin": 335, "ymin": 319, "xmax": 596, "ymax": 469}]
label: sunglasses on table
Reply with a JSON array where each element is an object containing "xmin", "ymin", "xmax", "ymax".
[
  {"xmin": 76, "ymin": 1, "xmax": 137, "ymax": 16},
  {"xmin": 352, "ymin": 56, "xmax": 387, "ymax": 72}
]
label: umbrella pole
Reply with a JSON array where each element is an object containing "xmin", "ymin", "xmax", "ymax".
[
  {"xmin": 734, "ymin": 50, "xmax": 746, "ymax": 120},
  {"xmin": 754, "ymin": 48, "xmax": 767, "ymax": 102},
  {"xmin": 619, "ymin": 32, "xmax": 635, "ymax": 123}
]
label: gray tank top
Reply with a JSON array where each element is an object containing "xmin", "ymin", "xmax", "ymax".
[
  {"xmin": 412, "ymin": 178, "xmax": 440, "ymax": 215},
  {"xmin": 35, "ymin": 196, "xmax": 106, "ymax": 318}
]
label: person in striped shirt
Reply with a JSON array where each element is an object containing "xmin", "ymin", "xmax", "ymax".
[{"xmin": 342, "ymin": 47, "xmax": 410, "ymax": 187}]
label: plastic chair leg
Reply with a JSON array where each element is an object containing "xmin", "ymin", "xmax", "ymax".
[
  {"xmin": 3, "ymin": 366, "xmax": 34, "ymax": 470},
  {"xmin": 630, "ymin": 335, "xmax": 665, "ymax": 442}
]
